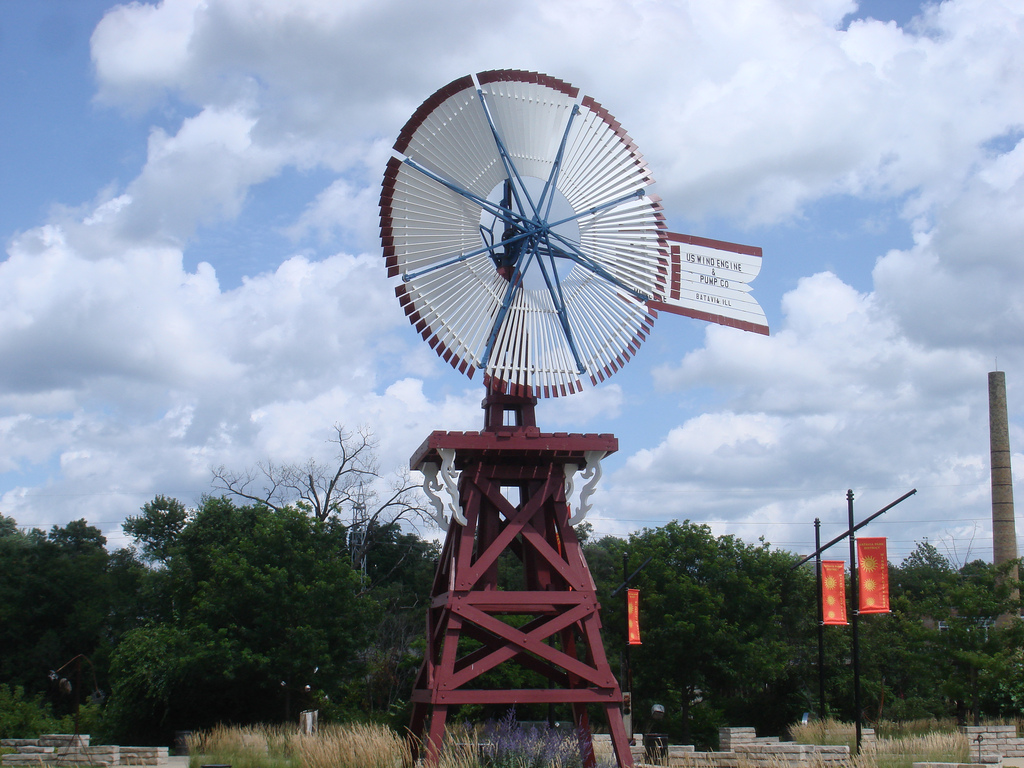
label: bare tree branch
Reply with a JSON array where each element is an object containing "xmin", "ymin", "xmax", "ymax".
[
  {"xmin": 210, "ymin": 424, "xmax": 429, "ymax": 569},
  {"xmin": 211, "ymin": 462, "xmax": 286, "ymax": 512}
]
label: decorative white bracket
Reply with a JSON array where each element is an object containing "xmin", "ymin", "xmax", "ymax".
[
  {"xmin": 420, "ymin": 463, "xmax": 447, "ymax": 528},
  {"xmin": 564, "ymin": 463, "xmax": 579, "ymax": 505},
  {"xmin": 420, "ymin": 449, "xmax": 466, "ymax": 527},
  {"xmin": 439, "ymin": 448, "xmax": 467, "ymax": 526},
  {"xmin": 566, "ymin": 450, "xmax": 606, "ymax": 526}
]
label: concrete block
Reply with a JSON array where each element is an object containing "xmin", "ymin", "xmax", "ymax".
[
  {"xmin": 39, "ymin": 736, "xmax": 90, "ymax": 748},
  {"xmin": 668, "ymin": 745, "xmax": 695, "ymax": 755}
]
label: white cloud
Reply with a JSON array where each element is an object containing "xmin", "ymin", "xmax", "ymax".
[
  {"xmin": 285, "ymin": 177, "xmax": 381, "ymax": 252},
  {"xmin": 873, "ymin": 136, "xmax": 1024, "ymax": 351},
  {"xmin": 91, "ymin": 0, "xmax": 203, "ymax": 103},
  {"xmin": 0, "ymin": 212, "xmax": 450, "ymax": 532},
  {"xmin": 4, "ymin": 0, "xmax": 1024, "ymax": 565},
  {"xmin": 610, "ymin": 264, "xmax": 998, "ymax": 560}
]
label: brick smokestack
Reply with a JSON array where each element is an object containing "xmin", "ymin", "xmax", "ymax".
[{"xmin": 989, "ymin": 371, "xmax": 1018, "ymax": 572}]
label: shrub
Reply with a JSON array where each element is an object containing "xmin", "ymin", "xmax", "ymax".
[
  {"xmin": 477, "ymin": 711, "xmax": 609, "ymax": 768},
  {"xmin": 0, "ymin": 685, "xmax": 65, "ymax": 739}
]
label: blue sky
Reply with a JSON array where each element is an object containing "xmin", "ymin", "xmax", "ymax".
[{"xmin": 2, "ymin": 0, "xmax": 1023, "ymax": 564}]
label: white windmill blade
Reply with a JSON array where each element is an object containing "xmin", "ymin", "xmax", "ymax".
[{"xmin": 381, "ymin": 70, "xmax": 666, "ymax": 398}]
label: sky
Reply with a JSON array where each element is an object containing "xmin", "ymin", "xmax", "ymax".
[{"xmin": 2, "ymin": 0, "xmax": 1024, "ymax": 566}]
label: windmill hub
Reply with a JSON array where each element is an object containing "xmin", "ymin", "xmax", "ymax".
[{"xmin": 486, "ymin": 175, "xmax": 579, "ymax": 287}]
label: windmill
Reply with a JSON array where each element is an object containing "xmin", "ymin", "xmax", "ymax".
[{"xmin": 380, "ymin": 70, "xmax": 768, "ymax": 767}]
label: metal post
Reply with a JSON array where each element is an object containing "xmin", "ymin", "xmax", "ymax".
[
  {"xmin": 847, "ymin": 490, "xmax": 861, "ymax": 754},
  {"xmin": 612, "ymin": 551, "xmax": 650, "ymax": 747},
  {"xmin": 623, "ymin": 551, "xmax": 633, "ymax": 742},
  {"xmin": 815, "ymin": 518, "xmax": 825, "ymax": 720},
  {"xmin": 73, "ymin": 656, "xmax": 82, "ymax": 741},
  {"xmin": 792, "ymin": 488, "xmax": 915, "ymax": 748}
]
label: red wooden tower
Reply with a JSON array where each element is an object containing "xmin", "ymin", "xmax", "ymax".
[{"xmin": 408, "ymin": 392, "xmax": 633, "ymax": 767}]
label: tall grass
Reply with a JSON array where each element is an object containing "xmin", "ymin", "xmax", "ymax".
[
  {"xmin": 298, "ymin": 723, "xmax": 409, "ymax": 768},
  {"xmin": 873, "ymin": 720, "xmax": 962, "ymax": 738},
  {"xmin": 788, "ymin": 719, "xmax": 970, "ymax": 768},
  {"xmin": 188, "ymin": 724, "xmax": 297, "ymax": 768},
  {"xmin": 188, "ymin": 722, "xmax": 410, "ymax": 768},
  {"xmin": 788, "ymin": 719, "xmax": 857, "ymax": 748},
  {"xmin": 413, "ymin": 717, "xmax": 614, "ymax": 768},
  {"xmin": 856, "ymin": 732, "xmax": 969, "ymax": 768},
  {"xmin": 188, "ymin": 721, "xmax": 610, "ymax": 768}
]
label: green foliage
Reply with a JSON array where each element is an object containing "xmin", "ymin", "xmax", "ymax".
[
  {"xmin": 817, "ymin": 541, "xmax": 1024, "ymax": 726},
  {"xmin": 123, "ymin": 496, "xmax": 188, "ymax": 565},
  {"xmin": 7, "ymin": 495, "xmax": 1024, "ymax": 747},
  {"xmin": 0, "ymin": 684, "xmax": 106, "ymax": 742},
  {"xmin": 107, "ymin": 497, "xmax": 377, "ymax": 743},
  {"xmin": 588, "ymin": 521, "xmax": 814, "ymax": 747},
  {"xmin": 0, "ymin": 519, "xmax": 129, "ymax": 718},
  {"xmin": 0, "ymin": 684, "xmax": 65, "ymax": 739}
]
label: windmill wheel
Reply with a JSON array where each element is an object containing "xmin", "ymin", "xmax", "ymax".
[{"xmin": 381, "ymin": 70, "xmax": 667, "ymax": 398}]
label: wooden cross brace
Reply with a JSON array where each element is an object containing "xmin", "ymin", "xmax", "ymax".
[{"xmin": 408, "ymin": 432, "xmax": 633, "ymax": 768}]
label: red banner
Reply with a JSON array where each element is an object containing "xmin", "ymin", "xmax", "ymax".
[
  {"xmin": 627, "ymin": 588, "xmax": 642, "ymax": 645},
  {"xmin": 821, "ymin": 561, "xmax": 848, "ymax": 625},
  {"xmin": 858, "ymin": 537, "xmax": 890, "ymax": 613}
]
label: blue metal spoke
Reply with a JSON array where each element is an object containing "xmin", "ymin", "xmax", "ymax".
[
  {"xmin": 543, "ymin": 229, "xmax": 650, "ymax": 302},
  {"xmin": 402, "ymin": 229, "xmax": 537, "ymax": 283},
  {"xmin": 401, "ymin": 156, "xmax": 511, "ymax": 223},
  {"xmin": 537, "ymin": 232, "xmax": 586, "ymax": 374},
  {"xmin": 474, "ymin": 86, "xmax": 541, "ymax": 221},
  {"xmin": 537, "ymin": 103, "xmax": 580, "ymax": 222},
  {"xmin": 544, "ymin": 188, "xmax": 648, "ymax": 230}
]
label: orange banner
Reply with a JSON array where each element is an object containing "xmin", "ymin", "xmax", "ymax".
[
  {"xmin": 627, "ymin": 588, "xmax": 641, "ymax": 645},
  {"xmin": 821, "ymin": 561, "xmax": 848, "ymax": 625},
  {"xmin": 858, "ymin": 537, "xmax": 890, "ymax": 613}
]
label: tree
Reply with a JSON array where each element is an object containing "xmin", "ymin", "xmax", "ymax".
[
  {"xmin": 211, "ymin": 424, "xmax": 426, "ymax": 567},
  {"xmin": 0, "ymin": 520, "xmax": 122, "ymax": 712},
  {"xmin": 1, "ymin": 515, "xmax": 19, "ymax": 537},
  {"xmin": 933, "ymin": 559, "xmax": 1023, "ymax": 724},
  {"xmin": 848, "ymin": 541, "xmax": 960, "ymax": 721},
  {"xmin": 587, "ymin": 522, "xmax": 814, "ymax": 747},
  {"xmin": 108, "ymin": 496, "xmax": 378, "ymax": 743},
  {"xmin": 122, "ymin": 496, "xmax": 188, "ymax": 565},
  {"xmin": 847, "ymin": 544, "xmax": 1024, "ymax": 725},
  {"xmin": 339, "ymin": 521, "xmax": 436, "ymax": 724}
]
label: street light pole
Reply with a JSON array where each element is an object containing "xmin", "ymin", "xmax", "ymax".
[
  {"xmin": 815, "ymin": 518, "xmax": 825, "ymax": 720},
  {"xmin": 623, "ymin": 551, "xmax": 633, "ymax": 743},
  {"xmin": 611, "ymin": 550, "xmax": 651, "ymax": 745},
  {"xmin": 848, "ymin": 490, "xmax": 862, "ymax": 754}
]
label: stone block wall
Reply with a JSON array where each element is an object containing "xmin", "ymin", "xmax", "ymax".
[
  {"xmin": 119, "ymin": 747, "xmax": 170, "ymax": 765},
  {"xmin": 735, "ymin": 742, "xmax": 850, "ymax": 767},
  {"xmin": 961, "ymin": 726, "xmax": 1024, "ymax": 759},
  {"xmin": 614, "ymin": 727, "xmax": 852, "ymax": 767},
  {"xmin": 1, "ymin": 737, "xmax": 168, "ymax": 767}
]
